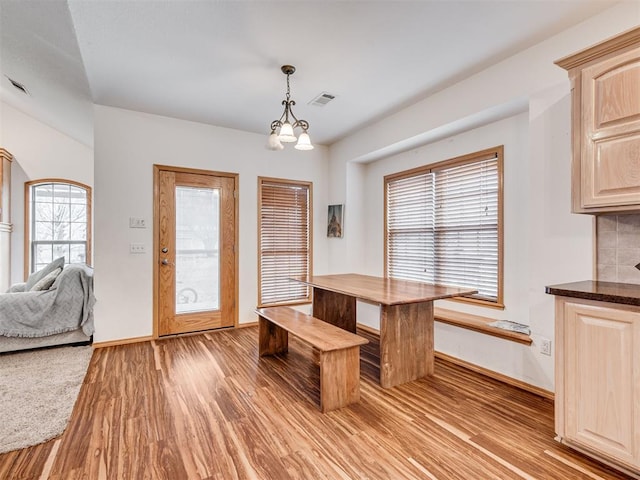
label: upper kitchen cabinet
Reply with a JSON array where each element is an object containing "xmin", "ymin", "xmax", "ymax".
[{"xmin": 556, "ymin": 27, "xmax": 640, "ymax": 214}]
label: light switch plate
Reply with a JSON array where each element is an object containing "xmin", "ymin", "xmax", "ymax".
[{"xmin": 129, "ymin": 217, "xmax": 147, "ymax": 228}]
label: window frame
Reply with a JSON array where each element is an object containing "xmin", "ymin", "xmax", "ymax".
[
  {"xmin": 24, "ymin": 178, "xmax": 92, "ymax": 278},
  {"xmin": 384, "ymin": 146, "xmax": 504, "ymax": 309},
  {"xmin": 257, "ymin": 176, "xmax": 313, "ymax": 307}
]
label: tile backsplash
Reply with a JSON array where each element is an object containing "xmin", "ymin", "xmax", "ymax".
[{"xmin": 596, "ymin": 215, "xmax": 640, "ymax": 284}]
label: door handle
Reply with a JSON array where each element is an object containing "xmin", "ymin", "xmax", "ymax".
[{"xmin": 160, "ymin": 259, "xmax": 173, "ymax": 266}]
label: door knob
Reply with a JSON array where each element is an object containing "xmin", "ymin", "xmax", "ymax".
[
  {"xmin": 161, "ymin": 259, "xmax": 170, "ymax": 265},
  {"xmin": 162, "ymin": 247, "xmax": 168, "ymax": 253}
]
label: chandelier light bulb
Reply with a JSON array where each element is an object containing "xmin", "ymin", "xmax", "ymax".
[
  {"xmin": 278, "ymin": 122, "xmax": 296, "ymax": 143},
  {"xmin": 267, "ymin": 132, "xmax": 284, "ymax": 150},
  {"xmin": 294, "ymin": 132, "xmax": 314, "ymax": 150}
]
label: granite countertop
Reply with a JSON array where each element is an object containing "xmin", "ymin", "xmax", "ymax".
[{"xmin": 545, "ymin": 280, "xmax": 640, "ymax": 306}]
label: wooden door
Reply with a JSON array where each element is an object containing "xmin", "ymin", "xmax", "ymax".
[
  {"xmin": 581, "ymin": 46, "xmax": 640, "ymax": 208},
  {"xmin": 155, "ymin": 166, "xmax": 236, "ymax": 336},
  {"xmin": 563, "ymin": 299, "xmax": 640, "ymax": 468}
]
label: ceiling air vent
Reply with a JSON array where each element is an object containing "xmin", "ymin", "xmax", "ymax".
[
  {"xmin": 5, "ymin": 76, "xmax": 29, "ymax": 95},
  {"xmin": 309, "ymin": 92, "xmax": 335, "ymax": 107}
]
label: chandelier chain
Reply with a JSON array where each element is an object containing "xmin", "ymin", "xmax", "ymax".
[{"xmin": 286, "ymin": 73, "xmax": 291, "ymax": 101}]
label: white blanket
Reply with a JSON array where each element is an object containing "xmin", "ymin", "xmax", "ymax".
[{"xmin": 0, "ymin": 265, "xmax": 96, "ymax": 338}]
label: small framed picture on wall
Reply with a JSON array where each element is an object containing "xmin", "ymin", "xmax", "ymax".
[{"xmin": 327, "ymin": 204, "xmax": 343, "ymax": 238}]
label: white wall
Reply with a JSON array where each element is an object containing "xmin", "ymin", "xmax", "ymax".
[
  {"xmin": 330, "ymin": 2, "xmax": 640, "ymax": 168},
  {"xmin": 328, "ymin": 5, "xmax": 637, "ymax": 280},
  {"xmin": 323, "ymin": 4, "xmax": 640, "ymax": 390},
  {"xmin": 1, "ymin": 102, "xmax": 93, "ymax": 284},
  {"xmin": 93, "ymin": 105, "xmax": 329, "ymax": 343},
  {"xmin": 354, "ymin": 109, "xmax": 592, "ymax": 391}
]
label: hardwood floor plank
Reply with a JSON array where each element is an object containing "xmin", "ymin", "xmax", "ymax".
[
  {"xmin": 0, "ymin": 439, "xmax": 54, "ymax": 480},
  {"xmin": 38, "ymin": 439, "xmax": 59, "ymax": 480},
  {"xmin": 543, "ymin": 449, "xmax": 614, "ymax": 480},
  {"xmin": 0, "ymin": 326, "xmax": 632, "ymax": 479},
  {"xmin": 407, "ymin": 457, "xmax": 439, "ymax": 480},
  {"xmin": 280, "ymin": 449, "xmax": 337, "ymax": 480}
]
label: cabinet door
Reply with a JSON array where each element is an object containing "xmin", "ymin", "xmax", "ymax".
[
  {"xmin": 581, "ymin": 46, "xmax": 640, "ymax": 208},
  {"xmin": 564, "ymin": 301, "xmax": 640, "ymax": 466}
]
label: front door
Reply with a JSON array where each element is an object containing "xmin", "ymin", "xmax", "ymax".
[{"xmin": 155, "ymin": 166, "xmax": 236, "ymax": 336}]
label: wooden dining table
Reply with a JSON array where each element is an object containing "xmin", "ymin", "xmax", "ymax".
[{"xmin": 294, "ymin": 274, "xmax": 477, "ymax": 388}]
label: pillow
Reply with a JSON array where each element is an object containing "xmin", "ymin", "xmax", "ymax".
[
  {"xmin": 25, "ymin": 257, "xmax": 65, "ymax": 291},
  {"xmin": 29, "ymin": 267, "xmax": 62, "ymax": 291},
  {"xmin": 7, "ymin": 282, "xmax": 27, "ymax": 293}
]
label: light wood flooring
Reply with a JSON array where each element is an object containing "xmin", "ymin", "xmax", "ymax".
[{"xmin": 0, "ymin": 326, "xmax": 631, "ymax": 479}]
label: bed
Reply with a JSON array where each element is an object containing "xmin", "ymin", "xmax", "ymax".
[{"xmin": 0, "ymin": 260, "xmax": 95, "ymax": 353}]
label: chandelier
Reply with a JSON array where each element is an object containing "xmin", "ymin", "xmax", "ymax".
[{"xmin": 267, "ymin": 65, "xmax": 314, "ymax": 151}]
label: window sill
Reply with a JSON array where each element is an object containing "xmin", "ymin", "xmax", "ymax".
[
  {"xmin": 434, "ymin": 307, "xmax": 532, "ymax": 345},
  {"xmin": 256, "ymin": 300, "xmax": 312, "ymax": 309},
  {"xmin": 446, "ymin": 296, "xmax": 505, "ymax": 310}
]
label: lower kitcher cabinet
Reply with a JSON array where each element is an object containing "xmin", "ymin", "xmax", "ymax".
[{"xmin": 555, "ymin": 296, "xmax": 640, "ymax": 476}]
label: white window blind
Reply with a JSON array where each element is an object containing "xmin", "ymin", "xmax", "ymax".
[
  {"xmin": 386, "ymin": 151, "xmax": 501, "ymax": 303},
  {"xmin": 387, "ymin": 173, "xmax": 435, "ymax": 281},
  {"xmin": 259, "ymin": 179, "xmax": 311, "ymax": 306}
]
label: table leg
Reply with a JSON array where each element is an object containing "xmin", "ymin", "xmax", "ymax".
[
  {"xmin": 379, "ymin": 301, "xmax": 433, "ymax": 388},
  {"xmin": 312, "ymin": 287, "xmax": 357, "ymax": 333}
]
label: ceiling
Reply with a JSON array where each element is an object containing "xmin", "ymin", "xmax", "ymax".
[{"xmin": 0, "ymin": 0, "xmax": 621, "ymax": 149}]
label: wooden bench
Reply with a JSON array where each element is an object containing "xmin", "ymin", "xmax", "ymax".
[{"xmin": 256, "ymin": 306, "xmax": 368, "ymax": 412}]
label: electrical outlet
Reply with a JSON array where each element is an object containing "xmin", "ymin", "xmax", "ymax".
[
  {"xmin": 130, "ymin": 243, "xmax": 146, "ymax": 254},
  {"xmin": 539, "ymin": 338, "xmax": 552, "ymax": 356}
]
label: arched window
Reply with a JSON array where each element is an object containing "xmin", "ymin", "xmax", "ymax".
[{"xmin": 25, "ymin": 179, "xmax": 92, "ymax": 275}]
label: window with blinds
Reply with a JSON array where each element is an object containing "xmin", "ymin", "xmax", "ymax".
[
  {"xmin": 385, "ymin": 147, "xmax": 503, "ymax": 306},
  {"xmin": 258, "ymin": 178, "xmax": 312, "ymax": 306}
]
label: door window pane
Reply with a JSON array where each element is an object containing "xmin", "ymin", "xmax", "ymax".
[{"xmin": 175, "ymin": 186, "xmax": 220, "ymax": 314}]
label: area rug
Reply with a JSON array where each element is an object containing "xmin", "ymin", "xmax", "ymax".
[{"xmin": 0, "ymin": 345, "xmax": 93, "ymax": 453}]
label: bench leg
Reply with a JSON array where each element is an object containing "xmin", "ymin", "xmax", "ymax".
[
  {"xmin": 258, "ymin": 316, "xmax": 288, "ymax": 356},
  {"xmin": 319, "ymin": 346, "xmax": 361, "ymax": 412}
]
